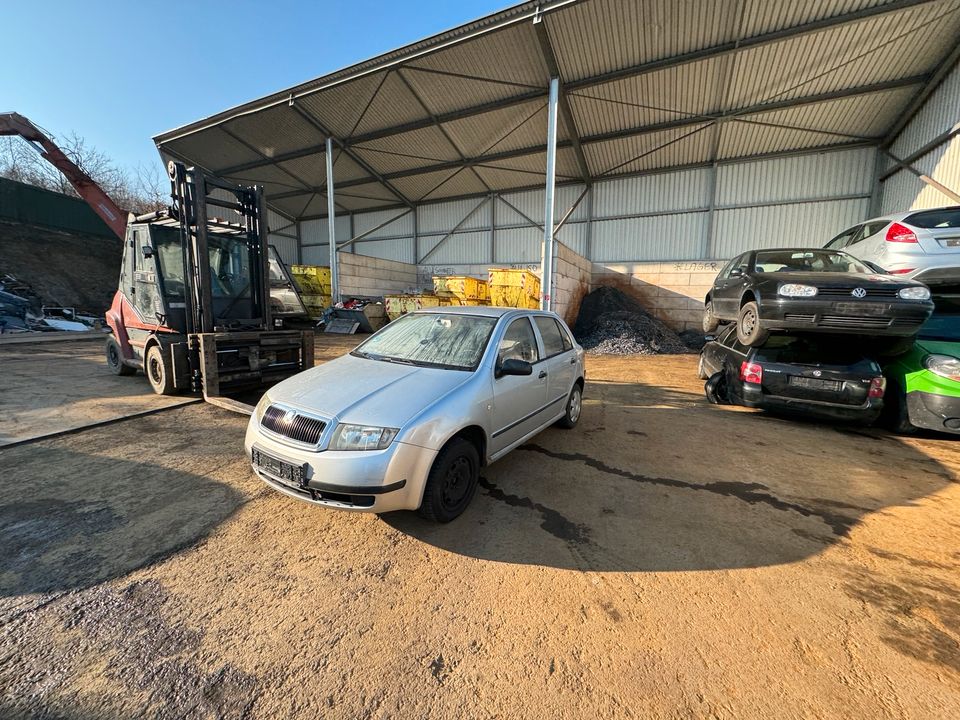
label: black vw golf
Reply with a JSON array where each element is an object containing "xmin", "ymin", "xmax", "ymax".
[{"xmin": 703, "ymin": 249, "xmax": 934, "ymax": 346}]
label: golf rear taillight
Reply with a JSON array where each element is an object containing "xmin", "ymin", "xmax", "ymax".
[
  {"xmin": 869, "ymin": 377, "xmax": 886, "ymax": 398},
  {"xmin": 739, "ymin": 361, "xmax": 763, "ymax": 384},
  {"xmin": 886, "ymin": 222, "xmax": 918, "ymax": 243}
]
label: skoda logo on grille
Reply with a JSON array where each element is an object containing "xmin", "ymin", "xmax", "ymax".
[
  {"xmin": 851, "ymin": 287, "xmax": 867, "ymax": 298},
  {"xmin": 284, "ymin": 410, "xmax": 297, "ymax": 423}
]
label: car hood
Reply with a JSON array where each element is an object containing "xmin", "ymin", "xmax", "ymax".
[
  {"xmin": 915, "ymin": 338, "xmax": 960, "ymax": 357},
  {"xmin": 266, "ymin": 352, "xmax": 472, "ymax": 427},
  {"xmin": 761, "ymin": 271, "xmax": 921, "ymax": 288}
]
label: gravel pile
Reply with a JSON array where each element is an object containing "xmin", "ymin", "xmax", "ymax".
[{"xmin": 573, "ymin": 286, "xmax": 692, "ymax": 355}]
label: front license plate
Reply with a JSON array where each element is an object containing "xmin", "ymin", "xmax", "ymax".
[
  {"xmin": 252, "ymin": 448, "xmax": 307, "ymax": 488},
  {"xmin": 835, "ymin": 302, "xmax": 886, "ymax": 316},
  {"xmin": 789, "ymin": 376, "xmax": 841, "ymax": 391}
]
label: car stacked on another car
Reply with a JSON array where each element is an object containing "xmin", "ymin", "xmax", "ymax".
[
  {"xmin": 703, "ymin": 249, "xmax": 933, "ymax": 347},
  {"xmin": 825, "ymin": 205, "xmax": 960, "ymax": 283}
]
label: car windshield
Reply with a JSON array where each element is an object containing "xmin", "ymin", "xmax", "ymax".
[
  {"xmin": 352, "ymin": 312, "xmax": 497, "ymax": 371},
  {"xmin": 919, "ymin": 295, "xmax": 960, "ymax": 341},
  {"xmin": 754, "ymin": 250, "xmax": 871, "ymax": 274}
]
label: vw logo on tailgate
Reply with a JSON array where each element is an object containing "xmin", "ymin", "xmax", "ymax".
[{"xmin": 851, "ymin": 287, "xmax": 867, "ymax": 298}]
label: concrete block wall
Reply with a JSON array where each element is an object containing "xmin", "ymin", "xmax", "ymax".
[
  {"xmin": 338, "ymin": 252, "xmax": 418, "ymax": 298},
  {"xmin": 592, "ymin": 260, "xmax": 723, "ymax": 331},
  {"xmin": 552, "ymin": 242, "xmax": 591, "ymax": 326}
]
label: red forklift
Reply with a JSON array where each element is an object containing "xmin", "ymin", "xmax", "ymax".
[{"xmin": 0, "ymin": 113, "xmax": 313, "ymax": 404}]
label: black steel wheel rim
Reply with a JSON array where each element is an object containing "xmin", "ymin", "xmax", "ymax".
[
  {"xmin": 441, "ymin": 456, "xmax": 472, "ymax": 509},
  {"xmin": 742, "ymin": 309, "xmax": 757, "ymax": 336},
  {"xmin": 148, "ymin": 356, "xmax": 162, "ymax": 384}
]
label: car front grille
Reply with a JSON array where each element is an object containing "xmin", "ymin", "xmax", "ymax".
[
  {"xmin": 819, "ymin": 315, "xmax": 892, "ymax": 328},
  {"xmin": 816, "ymin": 287, "xmax": 900, "ymax": 298},
  {"xmin": 261, "ymin": 405, "xmax": 327, "ymax": 445}
]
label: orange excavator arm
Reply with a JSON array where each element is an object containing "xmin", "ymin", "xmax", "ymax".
[{"xmin": 0, "ymin": 112, "xmax": 128, "ymax": 239}]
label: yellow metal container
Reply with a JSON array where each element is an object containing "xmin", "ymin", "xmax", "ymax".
[
  {"xmin": 433, "ymin": 275, "xmax": 488, "ymax": 301},
  {"xmin": 290, "ymin": 265, "xmax": 332, "ymax": 295},
  {"xmin": 489, "ymin": 285, "xmax": 540, "ymax": 309},
  {"xmin": 384, "ymin": 294, "xmax": 465, "ymax": 321},
  {"xmin": 487, "ymin": 269, "xmax": 540, "ymax": 308},
  {"xmin": 300, "ymin": 293, "xmax": 331, "ymax": 318}
]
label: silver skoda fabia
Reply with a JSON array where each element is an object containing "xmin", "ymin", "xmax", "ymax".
[{"xmin": 245, "ymin": 307, "xmax": 585, "ymax": 522}]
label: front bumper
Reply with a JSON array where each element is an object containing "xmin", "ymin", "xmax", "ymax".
[
  {"xmin": 244, "ymin": 419, "xmax": 437, "ymax": 513},
  {"xmin": 740, "ymin": 385, "xmax": 882, "ymax": 423},
  {"xmin": 905, "ymin": 390, "xmax": 960, "ymax": 434},
  {"xmin": 759, "ymin": 298, "xmax": 932, "ymax": 337}
]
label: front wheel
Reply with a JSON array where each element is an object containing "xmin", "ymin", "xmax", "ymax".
[
  {"xmin": 702, "ymin": 301, "xmax": 719, "ymax": 333},
  {"xmin": 881, "ymin": 382, "xmax": 916, "ymax": 435},
  {"xmin": 557, "ymin": 383, "xmax": 583, "ymax": 429},
  {"xmin": 145, "ymin": 345, "xmax": 176, "ymax": 396},
  {"xmin": 736, "ymin": 301, "xmax": 769, "ymax": 347},
  {"xmin": 418, "ymin": 437, "xmax": 480, "ymax": 523}
]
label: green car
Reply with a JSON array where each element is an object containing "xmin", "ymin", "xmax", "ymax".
[{"xmin": 882, "ymin": 294, "xmax": 960, "ymax": 434}]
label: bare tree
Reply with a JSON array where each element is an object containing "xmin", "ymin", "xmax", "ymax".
[{"xmin": 0, "ymin": 131, "xmax": 166, "ymax": 215}]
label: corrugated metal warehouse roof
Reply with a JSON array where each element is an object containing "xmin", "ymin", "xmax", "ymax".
[{"xmin": 154, "ymin": 0, "xmax": 960, "ymax": 221}]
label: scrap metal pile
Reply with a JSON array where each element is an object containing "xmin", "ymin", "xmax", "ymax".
[
  {"xmin": 0, "ymin": 273, "xmax": 102, "ymax": 334},
  {"xmin": 573, "ymin": 286, "xmax": 691, "ymax": 355}
]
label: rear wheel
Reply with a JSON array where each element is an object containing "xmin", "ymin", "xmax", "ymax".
[
  {"xmin": 418, "ymin": 437, "xmax": 480, "ymax": 523},
  {"xmin": 105, "ymin": 336, "xmax": 134, "ymax": 376},
  {"xmin": 557, "ymin": 383, "xmax": 582, "ymax": 429},
  {"xmin": 702, "ymin": 301, "xmax": 719, "ymax": 333},
  {"xmin": 705, "ymin": 370, "xmax": 728, "ymax": 405},
  {"xmin": 736, "ymin": 301, "xmax": 769, "ymax": 347},
  {"xmin": 145, "ymin": 344, "xmax": 176, "ymax": 396}
]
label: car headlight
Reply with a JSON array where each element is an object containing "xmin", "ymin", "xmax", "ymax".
[
  {"xmin": 898, "ymin": 286, "xmax": 931, "ymax": 301},
  {"xmin": 254, "ymin": 393, "xmax": 272, "ymax": 423},
  {"xmin": 923, "ymin": 354, "xmax": 960, "ymax": 382},
  {"xmin": 330, "ymin": 423, "xmax": 398, "ymax": 451},
  {"xmin": 778, "ymin": 284, "xmax": 818, "ymax": 297}
]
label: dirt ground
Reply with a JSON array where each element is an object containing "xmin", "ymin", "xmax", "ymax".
[{"xmin": 2, "ymin": 335, "xmax": 960, "ymax": 719}]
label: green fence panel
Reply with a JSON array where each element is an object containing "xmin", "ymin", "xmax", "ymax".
[{"xmin": 0, "ymin": 177, "xmax": 117, "ymax": 238}]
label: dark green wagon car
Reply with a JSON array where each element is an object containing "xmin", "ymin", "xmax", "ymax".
[{"xmin": 882, "ymin": 294, "xmax": 960, "ymax": 434}]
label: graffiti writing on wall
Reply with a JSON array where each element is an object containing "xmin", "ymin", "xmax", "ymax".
[{"xmin": 672, "ymin": 262, "xmax": 718, "ymax": 272}]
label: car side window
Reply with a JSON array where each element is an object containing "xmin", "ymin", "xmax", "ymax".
[
  {"xmin": 826, "ymin": 227, "xmax": 858, "ymax": 249},
  {"xmin": 556, "ymin": 320, "xmax": 574, "ymax": 351},
  {"xmin": 498, "ymin": 318, "xmax": 540, "ymax": 364},
  {"xmin": 716, "ymin": 256, "xmax": 738, "ymax": 280},
  {"xmin": 719, "ymin": 326, "xmax": 748, "ymax": 354},
  {"xmin": 863, "ymin": 221, "xmax": 889, "ymax": 239},
  {"xmin": 534, "ymin": 316, "xmax": 567, "ymax": 358}
]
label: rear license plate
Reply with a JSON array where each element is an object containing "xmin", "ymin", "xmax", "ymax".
[
  {"xmin": 835, "ymin": 302, "xmax": 886, "ymax": 315},
  {"xmin": 939, "ymin": 238, "xmax": 960, "ymax": 248},
  {"xmin": 789, "ymin": 376, "xmax": 841, "ymax": 391},
  {"xmin": 252, "ymin": 448, "xmax": 307, "ymax": 488}
]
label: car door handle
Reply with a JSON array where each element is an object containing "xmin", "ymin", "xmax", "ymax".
[
  {"xmin": 538, "ymin": 371, "xmax": 548, "ymax": 379},
  {"xmin": 569, "ymin": 357, "xmax": 576, "ymax": 364}
]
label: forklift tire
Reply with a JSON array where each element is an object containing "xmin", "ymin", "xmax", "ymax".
[
  {"xmin": 145, "ymin": 345, "xmax": 176, "ymax": 395},
  {"xmin": 106, "ymin": 336, "xmax": 135, "ymax": 376}
]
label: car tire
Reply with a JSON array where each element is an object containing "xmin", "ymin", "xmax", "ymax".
[
  {"xmin": 106, "ymin": 336, "xmax": 135, "ymax": 376},
  {"xmin": 418, "ymin": 437, "xmax": 480, "ymax": 523},
  {"xmin": 702, "ymin": 301, "xmax": 720, "ymax": 333},
  {"xmin": 704, "ymin": 371, "xmax": 728, "ymax": 405},
  {"xmin": 736, "ymin": 301, "xmax": 769, "ymax": 347},
  {"xmin": 145, "ymin": 344, "xmax": 176, "ymax": 396},
  {"xmin": 881, "ymin": 382, "xmax": 916, "ymax": 435},
  {"xmin": 557, "ymin": 383, "xmax": 583, "ymax": 429},
  {"xmin": 697, "ymin": 354, "xmax": 709, "ymax": 380}
]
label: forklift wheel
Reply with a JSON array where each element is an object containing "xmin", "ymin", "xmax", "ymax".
[
  {"xmin": 106, "ymin": 336, "xmax": 135, "ymax": 376},
  {"xmin": 145, "ymin": 345, "xmax": 176, "ymax": 395}
]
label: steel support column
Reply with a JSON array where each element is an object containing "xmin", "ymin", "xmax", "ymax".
[
  {"xmin": 541, "ymin": 77, "xmax": 560, "ymax": 312},
  {"xmin": 325, "ymin": 137, "xmax": 340, "ymax": 303}
]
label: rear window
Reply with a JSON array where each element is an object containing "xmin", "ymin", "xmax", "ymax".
[
  {"xmin": 534, "ymin": 316, "xmax": 567, "ymax": 357},
  {"xmin": 905, "ymin": 208, "xmax": 960, "ymax": 229},
  {"xmin": 754, "ymin": 336, "xmax": 865, "ymax": 365}
]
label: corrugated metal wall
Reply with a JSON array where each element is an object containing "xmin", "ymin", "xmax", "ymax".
[
  {"xmin": 287, "ymin": 145, "xmax": 880, "ymax": 266},
  {"xmin": 881, "ymin": 62, "xmax": 960, "ymax": 214}
]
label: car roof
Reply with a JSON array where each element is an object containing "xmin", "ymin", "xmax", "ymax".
[
  {"xmin": 865, "ymin": 205, "xmax": 960, "ymax": 223},
  {"xmin": 414, "ymin": 306, "xmax": 549, "ymax": 319}
]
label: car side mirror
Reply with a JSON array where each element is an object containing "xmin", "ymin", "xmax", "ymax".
[
  {"xmin": 497, "ymin": 358, "xmax": 533, "ymax": 378},
  {"xmin": 729, "ymin": 268, "xmax": 743, "ymax": 277},
  {"xmin": 142, "ymin": 245, "xmax": 155, "ymax": 259}
]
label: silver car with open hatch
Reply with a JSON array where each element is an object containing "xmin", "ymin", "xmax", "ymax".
[{"xmin": 245, "ymin": 307, "xmax": 585, "ymax": 522}]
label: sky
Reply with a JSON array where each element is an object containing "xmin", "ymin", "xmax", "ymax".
[{"xmin": 2, "ymin": 0, "xmax": 509, "ymax": 173}]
